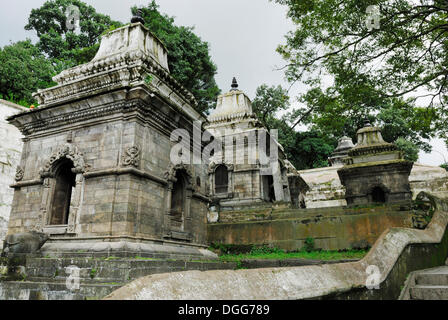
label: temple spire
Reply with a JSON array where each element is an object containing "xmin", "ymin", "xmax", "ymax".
[
  {"xmin": 131, "ymin": 8, "xmax": 145, "ymax": 24},
  {"xmin": 230, "ymin": 77, "xmax": 239, "ymax": 91},
  {"xmin": 364, "ymin": 119, "xmax": 372, "ymax": 127}
]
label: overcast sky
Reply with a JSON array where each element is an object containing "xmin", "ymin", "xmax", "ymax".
[{"xmin": 0, "ymin": 0, "xmax": 446, "ymax": 166}]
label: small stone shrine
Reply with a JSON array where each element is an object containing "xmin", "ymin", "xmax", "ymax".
[
  {"xmin": 337, "ymin": 121, "xmax": 413, "ymax": 206},
  {"xmin": 329, "ymin": 136, "xmax": 355, "ymax": 166},
  {"xmin": 204, "ymin": 78, "xmax": 308, "ymax": 210}
]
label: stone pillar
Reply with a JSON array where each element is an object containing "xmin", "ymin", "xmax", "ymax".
[
  {"xmin": 67, "ymin": 172, "xmax": 85, "ymax": 234},
  {"xmin": 163, "ymin": 182, "xmax": 174, "ymax": 236},
  {"xmin": 272, "ymin": 162, "xmax": 285, "ymax": 202}
]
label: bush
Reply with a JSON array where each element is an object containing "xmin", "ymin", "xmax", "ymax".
[{"xmin": 303, "ymin": 237, "xmax": 315, "ymax": 252}]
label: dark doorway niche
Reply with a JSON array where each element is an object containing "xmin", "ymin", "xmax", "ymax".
[
  {"xmin": 50, "ymin": 159, "xmax": 76, "ymax": 225},
  {"xmin": 215, "ymin": 165, "xmax": 228, "ymax": 194},
  {"xmin": 267, "ymin": 175, "xmax": 275, "ymax": 202},
  {"xmin": 371, "ymin": 186, "xmax": 386, "ymax": 203},
  {"xmin": 170, "ymin": 170, "xmax": 186, "ymax": 230}
]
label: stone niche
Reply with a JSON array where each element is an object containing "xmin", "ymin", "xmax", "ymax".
[
  {"xmin": 337, "ymin": 121, "xmax": 413, "ymax": 206},
  {"xmin": 6, "ymin": 22, "xmax": 215, "ymax": 260}
]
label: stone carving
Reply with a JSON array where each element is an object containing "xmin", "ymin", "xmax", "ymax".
[
  {"xmin": 1, "ymin": 231, "xmax": 49, "ymax": 257},
  {"xmin": 14, "ymin": 166, "xmax": 24, "ymax": 182},
  {"xmin": 208, "ymin": 161, "xmax": 234, "ymax": 174},
  {"xmin": 164, "ymin": 163, "xmax": 193, "ymax": 186},
  {"xmin": 412, "ymin": 192, "xmax": 435, "ymax": 229},
  {"xmin": 122, "ymin": 146, "xmax": 141, "ymax": 168},
  {"xmin": 11, "ymin": 100, "xmax": 178, "ymax": 137},
  {"xmin": 40, "ymin": 143, "xmax": 87, "ymax": 177}
]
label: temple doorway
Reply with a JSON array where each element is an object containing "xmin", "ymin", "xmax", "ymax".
[{"xmin": 49, "ymin": 159, "xmax": 76, "ymax": 225}]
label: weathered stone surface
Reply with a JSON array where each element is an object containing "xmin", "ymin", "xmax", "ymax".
[
  {"xmin": 400, "ymin": 266, "xmax": 448, "ymax": 300},
  {"xmin": 104, "ymin": 192, "xmax": 448, "ymax": 300},
  {"xmin": 329, "ymin": 136, "xmax": 354, "ymax": 166},
  {"xmin": 1, "ymin": 232, "xmax": 49, "ymax": 257},
  {"xmin": 208, "ymin": 203, "xmax": 413, "ymax": 251},
  {"xmin": 338, "ymin": 160, "xmax": 414, "ymax": 206},
  {"xmin": 0, "ymin": 257, "xmax": 237, "ymax": 300},
  {"xmin": 0, "ymin": 100, "xmax": 27, "ymax": 244},
  {"xmin": 298, "ymin": 166, "xmax": 347, "ymax": 208}
]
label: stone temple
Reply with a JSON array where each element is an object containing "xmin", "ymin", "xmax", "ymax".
[
  {"xmin": 204, "ymin": 78, "xmax": 308, "ymax": 213},
  {"xmin": 1, "ymin": 13, "xmax": 448, "ymax": 302},
  {"xmin": 5, "ymin": 21, "xmax": 215, "ymax": 259},
  {"xmin": 338, "ymin": 120, "xmax": 413, "ymax": 206}
]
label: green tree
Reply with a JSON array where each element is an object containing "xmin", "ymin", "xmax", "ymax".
[
  {"xmin": 24, "ymin": 1, "xmax": 220, "ymax": 113},
  {"xmin": 0, "ymin": 40, "xmax": 56, "ymax": 106},
  {"xmin": 252, "ymin": 84, "xmax": 290, "ymax": 130},
  {"xmin": 274, "ymin": 0, "xmax": 447, "ymax": 147},
  {"xmin": 293, "ymin": 130, "xmax": 336, "ymax": 170},
  {"xmin": 395, "ymin": 137, "xmax": 420, "ymax": 162},
  {"xmin": 252, "ymin": 84, "xmax": 337, "ymax": 169},
  {"xmin": 25, "ymin": 0, "xmax": 122, "ymax": 66},
  {"xmin": 134, "ymin": 2, "xmax": 220, "ymax": 114}
]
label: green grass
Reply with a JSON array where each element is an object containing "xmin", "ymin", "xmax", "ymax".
[{"xmin": 219, "ymin": 248, "xmax": 368, "ymax": 262}]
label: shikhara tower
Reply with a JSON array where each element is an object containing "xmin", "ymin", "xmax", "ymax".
[
  {"xmin": 7, "ymin": 21, "xmax": 214, "ymax": 259},
  {"xmin": 204, "ymin": 78, "xmax": 307, "ymax": 210}
]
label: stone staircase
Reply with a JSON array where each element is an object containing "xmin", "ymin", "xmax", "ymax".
[
  {"xmin": 0, "ymin": 256, "xmax": 237, "ymax": 300},
  {"xmin": 399, "ymin": 259, "xmax": 448, "ymax": 300}
]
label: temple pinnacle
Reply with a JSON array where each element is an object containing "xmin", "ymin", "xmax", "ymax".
[
  {"xmin": 230, "ymin": 77, "xmax": 239, "ymax": 91},
  {"xmin": 131, "ymin": 8, "xmax": 145, "ymax": 24}
]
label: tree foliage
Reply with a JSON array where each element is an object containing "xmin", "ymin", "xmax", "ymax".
[
  {"xmin": 25, "ymin": 0, "xmax": 122, "ymax": 66},
  {"xmin": 252, "ymin": 84, "xmax": 337, "ymax": 169},
  {"xmin": 133, "ymin": 2, "xmax": 220, "ymax": 113},
  {"xmin": 252, "ymin": 84, "xmax": 290, "ymax": 130},
  {"xmin": 274, "ymin": 0, "xmax": 448, "ymax": 148},
  {"xmin": 395, "ymin": 137, "xmax": 420, "ymax": 161},
  {"xmin": 0, "ymin": 40, "xmax": 56, "ymax": 105}
]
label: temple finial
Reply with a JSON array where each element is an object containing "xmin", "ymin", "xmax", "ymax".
[
  {"xmin": 364, "ymin": 119, "xmax": 372, "ymax": 127},
  {"xmin": 230, "ymin": 77, "xmax": 239, "ymax": 91},
  {"xmin": 131, "ymin": 8, "xmax": 145, "ymax": 24}
]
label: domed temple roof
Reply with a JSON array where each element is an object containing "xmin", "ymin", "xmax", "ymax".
[
  {"xmin": 329, "ymin": 136, "xmax": 355, "ymax": 166},
  {"xmin": 207, "ymin": 78, "xmax": 259, "ymax": 125},
  {"xmin": 348, "ymin": 120, "xmax": 398, "ymax": 158}
]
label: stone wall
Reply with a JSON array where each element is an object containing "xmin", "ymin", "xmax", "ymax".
[
  {"xmin": 298, "ymin": 166, "xmax": 347, "ymax": 208},
  {"xmin": 0, "ymin": 100, "xmax": 26, "ymax": 243},
  {"xmin": 208, "ymin": 203, "xmax": 413, "ymax": 251},
  {"xmin": 104, "ymin": 192, "xmax": 448, "ymax": 300}
]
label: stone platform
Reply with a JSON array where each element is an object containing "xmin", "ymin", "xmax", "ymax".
[
  {"xmin": 39, "ymin": 238, "xmax": 218, "ymax": 260},
  {"xmin": 0, "ymin": 256, "xmax": 237, "ymax": 300}
]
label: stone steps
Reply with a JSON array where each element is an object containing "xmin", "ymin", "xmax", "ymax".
[
  {"xmin": 0, "ymin": 280, "xmax": 121, "ymax": 300},
  {"xmin": 415, "ymin": 271, "xmax": 448, "ymax": 286},
  {"xmin": 25, "ymin": 257, "xmax": 235, "ymax": 283},
  {"xmin": 400, "ymin": 265, "xmax": 448, "ymax": 300},
  {"xmin": 409, "ymin": 285, "xmax": 448, "ymax": 300},
  {"xmin": 0, "ymin": 257, "xmax": 237, "ymax": 300}
]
